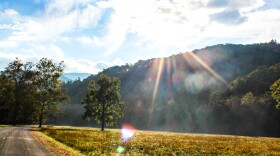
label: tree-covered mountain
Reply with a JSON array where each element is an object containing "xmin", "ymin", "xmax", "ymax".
[{"xmin": 58, "ymin": 41, "xmax": 280, "ymax": 137}]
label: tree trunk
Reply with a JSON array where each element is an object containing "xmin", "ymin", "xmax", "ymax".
[
  {"xmin": 101, "ymin": 119, "xmax": 105, "ymax": 131},
  {"xmin": 101, "ymin": 105, "xmax": 105, "ymax": 131},
  {"xmin": 39, "ymin": 104, "xmax": 44, "ymax": 128},
  {"xmin": 12, "ymin": 81, "xmax": 19, "ymax": 125}
]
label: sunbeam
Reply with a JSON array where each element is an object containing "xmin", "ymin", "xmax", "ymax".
[
  {"xmin": 186, "ymin": 51, "xmax": 228, "ymax": 85},
  {"xmin": 151, "ymin": 58, "xmax": 165, "ymax": 110}
]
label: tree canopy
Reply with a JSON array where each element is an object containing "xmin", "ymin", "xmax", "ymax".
[
  {"xmin": 36, "ymin": 58, "xmax": 68, "ymax": 127},
  {"xmin": 271, "ymin": 79, "xmax": 280, "ymax": 108},
  {"xmin": 82, "ymin": 73, "xmax": 124, "ymax": 131},
  {"xmin": 0, "ymin": 58, "xmax": 68, "ymax": 126}
]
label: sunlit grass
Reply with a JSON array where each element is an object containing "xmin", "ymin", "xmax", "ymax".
[
  {"xmin": 0, "ymin": 125, "xmax": 10, "ymax": 128},
  {"xmin": 40, "ymin": 126, "xmax": 280, "ymax": 155}
]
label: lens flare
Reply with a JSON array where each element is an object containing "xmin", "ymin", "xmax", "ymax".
[
  {"xmin": 116, "ymin": 146, "xmax": 125, "ymax": 153},
  {"xmin": 185, "ymin": 51, "xmax": 228, "ymax": 85},
  {"xmin": 121, "ymin": 124, "xmax": 136, "ymax": 142}
]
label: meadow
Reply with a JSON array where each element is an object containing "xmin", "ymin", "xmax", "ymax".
[
  {"xmin": 0, "ymin": 125, "xmax": 9, "ymax": 128},
  {"xmin": 39, "ymin": 126, "xmax": 280, "ymax": 155}
]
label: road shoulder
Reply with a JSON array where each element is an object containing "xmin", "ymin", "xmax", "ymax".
[{"xmin": 31, "ymin": 128, "xmax": 84, "ymax": 156}]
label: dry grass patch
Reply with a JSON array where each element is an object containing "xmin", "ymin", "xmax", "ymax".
[
  {"xmin": 31, "ymin": 127, "xmax": 84, "ymax": 156},
  {"xmin": 40, "ymin": 126, "xmax": 280, "ymax": 155}
]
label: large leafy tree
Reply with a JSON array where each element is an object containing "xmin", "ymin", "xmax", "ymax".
[
  {"xmin": 3, "ymin": 58, "xmax": 24, "ymax": 125},
  {"xmin": 271, "ymin": 79, "xmax": 280, "ymax": 108},
  {"xmin": 2, "ymin": 58, "xmax": 37, "ymax": 124},
  {"xmin": 35, "ymin": 58, "xmax": 68, "ymax": 127},
  {"xmin": 82, "ymin": 73, "xmax": 124, "ymax": 131},
  {"xmin": 17, "ymin": 62, "xmax": 39, "ymax": 124},
  {"xmin": 0, "ymin": 75, "xmax": 14, "ymax": 124}
]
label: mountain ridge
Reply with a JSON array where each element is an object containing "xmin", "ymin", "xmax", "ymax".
[{"xmin": 57, "ymin": 41, "xmax": 280, "ymax": 137}]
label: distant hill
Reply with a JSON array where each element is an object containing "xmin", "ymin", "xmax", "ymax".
[
  {"xmin": 58, "ymin": 41, "xmax": 280, "ymax": 137},
  {"xmin": 60, "ymin": 73, "xmax": 92, "ymax": 82}
]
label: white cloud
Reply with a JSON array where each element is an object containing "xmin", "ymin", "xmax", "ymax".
[
  {"xmin": 0, "ymin": 52, "xmax": 39, "ymax": 71},
  {"xmin": 99, "ymin": 0, "xmax": 278, "ymax": 53},
  {"xmin": 0, "ymin": 0, "xmax": 279, "ymax": 73},
  {"xmin": 210, "ymin": 9, "xmax": 247, "ymax": 25},
  {"xmin": 45, "ymin": 0, "xmax": 94, "ymax": 14},
  {"xmin": 4, "ymin": 9, "xmax": 18, "ymax": 17},
  {"xmin": 63, "ymin": 57, "xmax": 125, "ymax": 74},
  {"xmin": 75, "ymin": 36, "xmax": 103, "ymax": 46},
  {"xmin": 2, "ymin": 1, "xmax": 102, "ymax": 43},
  {"xmin": 50, "ymin": 45, "xmax": 64, "ymax": 59},
  {"xmin": 113, "ymin": 58, "xmax": 124, "ymax": 66},
  {"xmin": 207, "ymin": 0, "xmax": 265, "ymax": 11},
  {"xmin": 240, "ymin": 9, "xmax": 280, "ymax": 43},
  {"xmin": 0, "ymin": 23, "xmax": 23, "ymax": 30},
  {"xmin": 100, "ymin": 0, "xmax": 214, "ymax": 52},
  {"xmin": 0, "ymin": 40, "xmax": 18, "ymax": 48},
  {"xmin": 207, "ymin": 0, "xmax": 265, "ymax": 25},
  {"xmin": 65, "ymin": 59, "xmax": 106, "ymax": 74}
]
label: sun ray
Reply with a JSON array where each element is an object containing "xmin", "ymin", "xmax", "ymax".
[
  {"xmin": 171, "ymin": 56, "xmax": 177, "ymax": 71},
  {"xmin": 151, "ymin": 58, "xmax": 165, "ymax": 110},
  {"xmin": 185, "ymin": 51, "xmax": 228, "ymax": 85}
]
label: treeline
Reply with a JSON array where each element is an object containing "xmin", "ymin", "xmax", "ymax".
[
  {"xmin": 0, "ymin": 58, "xmax": 67, "ymax": 127},
  {"xmin": 208, "ymin": 64, "xmax": 280, "ymax": 136},
  {"xmin": 60, "ymin": 41, "xmax": 280, "ymax": 137}
]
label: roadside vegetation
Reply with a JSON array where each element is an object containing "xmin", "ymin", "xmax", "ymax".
[
  {"xmin": 31, "ymin": 127, "xmax": 83, "ymax": 156},
  {"xmin": 40, "ymin": 126, "xmax": 280, "ymax": 155},
  {"xmin": 0, "ymin": 125, "xmax": 9, "ymax": 128}
]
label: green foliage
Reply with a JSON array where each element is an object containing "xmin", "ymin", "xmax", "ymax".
[
  {"xmin": 41, "ymin": 126, "xmax": 280, "ymax": 155},
  {"xmin": 0, "ymin": 58, "xmax": 39, "ymax": 124},
  {"xmin": 82, "ymin": 73, "xmax": 124, "ymax": 130},
  {"xmin": 0, "ymin": 58, "xmax": 68, "ymax": 126},
  {"xmin": 229, "ymin": 64, "xmax": 280, "ymax": 96},
  {"xmin": 209, "ymin": 63, "xmax": 280, "ymax": 136},
  {"xmin": 0, "ymin": 75, "xmax": 15, "ymax": 123},
  {"xmin": 241, "ymin": 92, "xmax": 255, "ymax": 105},
  {"xmin": 270, "ymin": 79, "xmax": 280, "ymax": 108},
  {"xmin": 36, "ymin": 58, "xmax": 68, "ymax": 127},
  {"xmin": 209, "ymin": 92, "xmax": 225, "ymax": 107}
]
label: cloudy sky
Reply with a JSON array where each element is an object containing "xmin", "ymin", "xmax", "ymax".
[{"xmin": 0, "ymin": 0, "xmax": 279, "ymax": 73}]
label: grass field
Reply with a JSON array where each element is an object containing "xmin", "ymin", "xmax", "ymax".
[
  {"xmin": 40, "ymin": 126, "xmax": 280, "ymax": 155},
  {"xmin": 0, "ymin": 125, "xmax": 9, "ymax": 128}
]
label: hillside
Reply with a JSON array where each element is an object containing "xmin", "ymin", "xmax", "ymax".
[{"xmin": 58, "ymin": 41, "xmax": 280, "ymax": 137}]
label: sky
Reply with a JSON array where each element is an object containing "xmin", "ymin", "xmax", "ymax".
[{"xmin": 0, "ymin": 0, "xmax": 280, "ymax": 74}]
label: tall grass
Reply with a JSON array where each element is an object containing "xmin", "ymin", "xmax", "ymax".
[{"xmin": 40, "ymin": 126, "xmax": 280, "ymax": 155}]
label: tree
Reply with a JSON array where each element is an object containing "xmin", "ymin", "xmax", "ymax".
[
  {"xmin": 1, "ymin": 59, "xmax": 44, "ymax": 125},
  {"xmin": 82, "ymin": 73, "xmax": 124, "ymax": 131},
  {"xmin": 0, "ymin": 75, "xmax": 14, "ymax": 124},
  {"xmin": 35, "ymin": 58, "xmax": 68, "ymax": 127},
  {"xmin": 270, "ymin": 79, "xmax": 280, "ymax": 108},
  {"xmin": 241, "ymin": 92, "xmax": 255, "ymax": 105},
  {"xmin": 209, "ymin": 92, "xmax": 225, "ymax": 108},
  {"xmin": 3, "ymin": 58, "xmax": 24, "ymax": 125},
  {"xmin": 2, "ymin": 58, "xmax": 38, "ymax": 124}
]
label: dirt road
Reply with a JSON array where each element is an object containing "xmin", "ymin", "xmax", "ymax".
[{"xmin": 0, "ymin": 126, "xmax": 53, "ymax": 156}]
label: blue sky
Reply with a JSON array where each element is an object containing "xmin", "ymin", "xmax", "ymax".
[{"xmin": 0, "ymin": 0, "xmax": 279, "ymax": 73}]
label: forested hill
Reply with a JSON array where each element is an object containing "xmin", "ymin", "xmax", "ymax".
[{"xmin": 61, "ymin": 41, "xmax": 280, "ymax": 137}]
